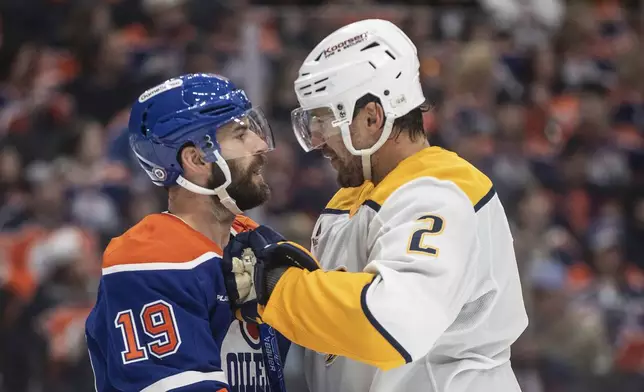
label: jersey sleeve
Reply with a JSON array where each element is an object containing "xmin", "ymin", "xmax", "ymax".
[
  {"xmin": 86, "ymin": 255, "xmax": 233, "ymax": 392},
  {"xmin": 260, "ymin": 178, "xmax": 477, "ymax": 370}
]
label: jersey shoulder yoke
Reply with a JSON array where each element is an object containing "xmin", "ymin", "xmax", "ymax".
[
  {"xmin": 102, "ymin": 213, "xmax": 224, "ymax": 269},
  {"xmin": 324, "ymin": 182, "xmax": 374, "ymax": 212},
  {"xmin": 369, "ymin": 147, "xmax": 494, "ymax": 211}
]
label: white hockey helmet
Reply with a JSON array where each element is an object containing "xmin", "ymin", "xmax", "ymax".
[{"xmin": 291, "ymin": 19, "xmax": 425, "ymax": 180}]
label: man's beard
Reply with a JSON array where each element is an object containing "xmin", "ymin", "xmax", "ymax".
[
  {"xmin": 208, "ymin": 155, "xmax": 270, "ymax": 212},
  {"xmin": 323, "ymin": 147, "xmax": 364, "ymax": 188}
]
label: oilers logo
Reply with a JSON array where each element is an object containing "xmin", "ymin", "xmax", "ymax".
[
  {"xmin": 224, "ymin": 320, "xmax": 269, "ymax": 391},
  {"xmin": 239, "ymin": 320, "xmax": 262, "ymax": 350}
]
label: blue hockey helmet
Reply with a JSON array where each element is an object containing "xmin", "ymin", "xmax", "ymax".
[{"xmin": 128, "ymin": 73, "xmax": 274, "ymax": 214}]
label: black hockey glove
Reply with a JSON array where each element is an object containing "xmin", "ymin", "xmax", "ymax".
[{"xmin": 223, "ymin": 225, "xmax": 320, "ymax": 313}]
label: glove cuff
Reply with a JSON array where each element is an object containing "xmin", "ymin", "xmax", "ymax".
[{"xmin": 262, "ymin": 265, "xmax": 290, "ymax": 305}]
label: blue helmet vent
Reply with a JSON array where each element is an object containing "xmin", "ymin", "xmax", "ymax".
[
  {"xmin": 140, "ymin": 104, "xmax": 154, "ymax": 135},
  {"xmin": 199, "ymin": 105, "xmax": 236, "ymax": 117}
]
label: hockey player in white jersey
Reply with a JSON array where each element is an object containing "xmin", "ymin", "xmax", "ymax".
[{"xmin": 223, "ymin": 19, "xmax": 528, "ymax": 392}]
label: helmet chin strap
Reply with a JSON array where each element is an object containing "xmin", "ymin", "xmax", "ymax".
[
  {"xmin": 361, "ymin": 155, "xmax": 372, "ymax": 181},
  {"xmin": 175, "ymin": 150, "xmax": 243, "ymax": 215},
  {"xmin": 342, "ymin": 116, "xmax": 395, "ymax": 183}
]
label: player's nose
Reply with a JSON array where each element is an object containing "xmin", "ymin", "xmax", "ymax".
[
  {"xmin": 247, "ymin": 132, "xmax": 270, "ymax": 155},
  {"xmin": 310, "ymin": 130, "xmax": 326, "ymax": 150}
]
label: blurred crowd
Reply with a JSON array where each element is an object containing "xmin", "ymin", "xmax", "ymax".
[{"xmin": 1, "ymin": 0, "xmax": 643, "ymax": 391}]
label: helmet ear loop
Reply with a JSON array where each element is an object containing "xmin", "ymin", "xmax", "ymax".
[
  {"xmin": 340, "ymin": 116, "xmax": 395, "ymax": 181},
  {"xmin": 184, "ymin": 135, "xmax": 242, "ymax": 214},
  {"xmin": 212, "ymin": 154, "xmax": 243, "ymax": 215}
]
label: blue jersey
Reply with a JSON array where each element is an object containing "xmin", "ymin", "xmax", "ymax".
[{"xmin": 86, "ymin": 212, "xmax": 239, "ymax": 392}]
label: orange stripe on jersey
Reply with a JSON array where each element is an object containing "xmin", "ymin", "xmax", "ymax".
[
  {"xmin": 103, "ymin": 214, "xmax": 258, "ymax": 269},
  {"xmin": 232, "ymin": 215, "xmax": 259, "ymax": 233},
  {"xmin": 103, "ymin": 213, "xmax": 258, "ymax": 268},
  {"xmin": 103, "ymin": 214, "xmax": 221, "ymax": 268}
]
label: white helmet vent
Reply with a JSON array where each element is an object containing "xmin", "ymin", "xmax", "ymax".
[
  {"xmin": 298, "ymin": 76, "xmax": 330, "ymax": 97},
  {"xmin": 361, "ymin": 41, "xmax": 395, "ymax": 62},
  {"xmin": 361, "ymin": 42, "xmax": 380, "ymax": 51}
]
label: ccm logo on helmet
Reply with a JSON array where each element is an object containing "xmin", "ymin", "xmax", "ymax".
[
  {"xmin": 138, "ymin": 79, "xmax": 184, "ymax": 103},
  {"xmin": 323, "ymin": 32, "xmax": 368, "ymax": 59}
]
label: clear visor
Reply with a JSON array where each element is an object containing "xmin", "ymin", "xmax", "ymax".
[
  {"xmin": 291, "ymin": 106, "xmax": 343, "ymax": 152},
  {"xmin": 216, "ymin": 107, "xmax": 275, "ymax": 160}
]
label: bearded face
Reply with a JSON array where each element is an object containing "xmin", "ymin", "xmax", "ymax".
[
  {"xmin": 320, "ymin": 141, "xmax": 364, "ymax": 188},
  {"xmin": 208, "ymin": 153, "xmax": 270, "ymax": 211}
]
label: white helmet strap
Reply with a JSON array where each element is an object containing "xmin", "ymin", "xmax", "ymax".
[
  {"xmin": 340, "ymin": 115, "xmax": 395, "ymax": 181},
  {"xmin": 361, "ymin": 154, "xmax": 372, "ymax": 181},
  {"xmin": 175, "ymin": 149, "xmax": 243, "ymax": 215}
]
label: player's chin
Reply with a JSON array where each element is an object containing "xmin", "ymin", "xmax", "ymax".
[
  {"xmin": 258, "ymin": 183, "xmax": 271, "ymax": 202},
  {"xmin": 337, "ymin": 171, "xmax": 363, "ymax": 188},
  {"xmin": 253, "ymin": 174, "xmax": 270, "ymax": 193},
  {"xmin": 239, "ymin": 184, "xmax": 271, "ymax": 211},
  {"xmin": 230, "ymin": 183, "xmax": 268, "ymax": 210},
  {"xmin": 249, "ymin": 174, "xmax": 271, "ymax": 199}
]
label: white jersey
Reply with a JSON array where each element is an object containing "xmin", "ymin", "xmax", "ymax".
[
  {"xmin": 221, "ymin": 320, "xmax": 270, "ymax": 391},
  {"xmin": 299, "ymin": 146, "xmax": 528, "ymax": 392}
]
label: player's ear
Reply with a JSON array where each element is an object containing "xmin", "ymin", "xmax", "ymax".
[
  {"xmin": 364, "ymin": 101, "xmax": 385, "ymax": 133},
  {"xmin": 179, "ymin": 145, "xmax": 210, "ymax": 179}
]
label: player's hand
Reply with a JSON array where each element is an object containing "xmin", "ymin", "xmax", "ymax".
[
  {"xmin": 253, "ymin": 240, "xmax": 321, "ymax": 305},
  {"xmin": 223, "ymin": 226, "xmax": 320, "ymax": 308},
  {"xmin": 222, "ymin": 225, "xmax": 285, "ymax": 307},
  {"xmin": 222, "ymin": 225, "xmax": 283, "ymax": 323},
  {"xmin": 258, "ymin": 241, "xmax": 321, "ymax": 274},
  {"xmin": 223, "ymin": 246, "xmax": 257, "ymax": 303},
  {"xmin": 247, "ymin": 240, "xmax": 322, "ymax": 306},
  {"xmin": 231, "ymin": 225, "xmax": 321, "ymax": 305}
]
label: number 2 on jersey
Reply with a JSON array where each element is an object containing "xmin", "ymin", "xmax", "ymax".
[
  {"xmin": 115, "ymin": 300, "xmax": 181, "ymax": 364},
  {"xmin": 407, "ymin": 214, "xmax": 444, "ymax": 256}
]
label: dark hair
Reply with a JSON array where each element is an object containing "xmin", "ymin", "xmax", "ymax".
[{"xmin": 353, "ymin": 93, "xmax": 427, "ymax": 142}]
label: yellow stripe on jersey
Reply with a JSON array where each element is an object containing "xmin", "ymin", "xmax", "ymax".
[
  {"xmin": 323, "ymin": 181, "xmax": 374, "ymax": 213},
  {"xmin": 260, "ymin": 268, "xmax": 407, "ymax": 370},
  {"xmin": 367, "ymin": 146, "xmax": 494, "ymax": 210}
]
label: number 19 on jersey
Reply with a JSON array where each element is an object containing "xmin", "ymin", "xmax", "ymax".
[{"xmin": 114, "ymin": 300, "xmax": 181, "ymax": 364}]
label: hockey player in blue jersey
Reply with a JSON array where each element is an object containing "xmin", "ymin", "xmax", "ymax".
[{"xmin": 85, "ymin": 74, "xmax": 284, "ymax": 392}]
